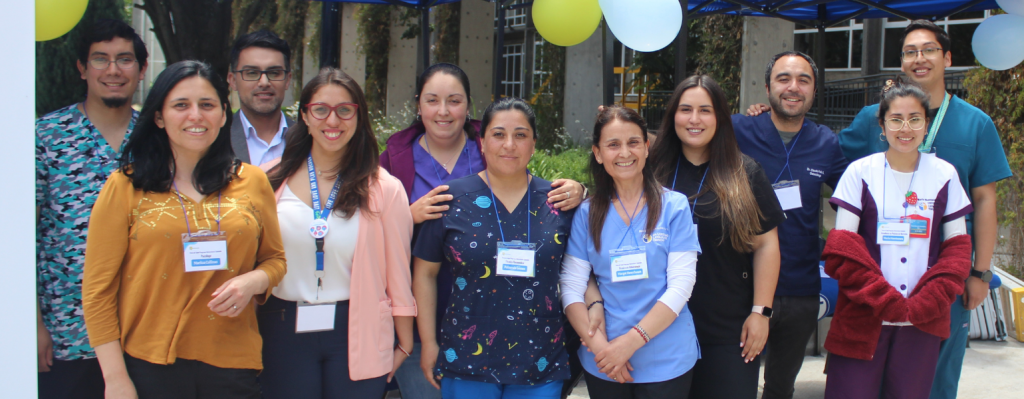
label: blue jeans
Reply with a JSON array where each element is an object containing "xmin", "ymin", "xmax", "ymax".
[
  {"xmin": 395, "ymin": 344, "xmax": 442, "ymax": 399},
  {"xmin": 441, "ymin": 378, "xmax": 562, "ymax": 399},
  {"xmin": 929, "ymin": 295, "xmax": 971, "ymax": 399}
]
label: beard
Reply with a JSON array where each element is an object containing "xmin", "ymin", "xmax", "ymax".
[
  {"xmin": 241, "ymin": 94, "xmax": 284, "ymax": 116},
  {"xmin": 768, "ymin": 94, "xmax": 811, "ymax": 122},
  {"xmin": 101, "ymin": 96, "xmax": 130, "ymax": 108}
]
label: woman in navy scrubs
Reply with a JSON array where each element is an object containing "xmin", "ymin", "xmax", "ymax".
[{"xmin": 412, "ymin": 98, "xmax": 573, "ymax": 399}]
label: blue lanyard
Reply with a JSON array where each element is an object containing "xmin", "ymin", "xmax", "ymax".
[
  {"xmin": 484, "ymin": 170, "xmax": 530, "ymax": 243},
  {"xmin": 672, "ymin": 157, "xmax": 708, "ymax": 224},
  {"xmin": 773, "ymin": 131, "xmax": 803, "ymax": 184},
  {"xmin": 307, "ymin": 154, "xmax": 343, "ymax": 283},
  {"xmin": 424, "ymin": 134, "xmax": 474, "ymax": 182},
  {"xmin": 615, "ymin": 191, "xmax": 644, "ymax": 248},
  {"xmin": 172, "ymin": 183, "xmax": 221, "ymax": 236}
]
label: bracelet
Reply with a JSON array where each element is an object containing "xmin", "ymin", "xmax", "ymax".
[
  {"xmin": 632, "ymin": 325, "xmax": 650, "ymax": 343},
  {"xmin": 587, "ymin": 300, "xmax": 604, "ymax": 310},
  {"xmin": 397, "ymin": 344, "xmax": 411, "ymax": 357}
]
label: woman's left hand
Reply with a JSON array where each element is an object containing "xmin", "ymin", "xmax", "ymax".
[
  {"xmin": 208, "ymin": 270, "xmax": 269, "ymax": 317},
  {"xmin": 548, "ymin": 179, "xmax": 585, "ymax": 211},
  {"xmin": 740, "ymin": 313, "xmax": 769, "ymax": 363},
  {"xmin": 387, "ymin": 345, "xmax": 411, "ymax": 383},
  {"xmin": 594, "ymin": 331, "xmax": 643, "ymax": 378}
]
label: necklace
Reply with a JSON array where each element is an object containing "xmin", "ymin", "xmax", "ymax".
[{"xmin": 424, "ymin": 135, "xmax": 464, "ymax": 169}]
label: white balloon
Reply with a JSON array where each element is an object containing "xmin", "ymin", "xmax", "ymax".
[
  {"xmin": 972, "ymin": 14, "xmax": 1024, "ymax": 71},
  {"xmin": 599, "ymin": 0, "xmax": 682, "ymax": 52},
  {"xmin": 997, "ymin": 0, "xmax": 1024, "ymax": 17}
]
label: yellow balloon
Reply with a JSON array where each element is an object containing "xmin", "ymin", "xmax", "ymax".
[
  {"xmin": 533, "ymin": 0, "xmax": 602, "ymax": 47},
  {"xmin": 37, "ymin": 0, "xmax": 90, "ymax": 42}
]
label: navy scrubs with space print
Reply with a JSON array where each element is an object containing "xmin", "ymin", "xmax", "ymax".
[{"xmin": 413, "ymin": 174, "xmax": 573, "ymax": 385}]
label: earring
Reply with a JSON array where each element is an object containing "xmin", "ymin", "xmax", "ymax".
[
  {"xmin": 879, "ymin": 132, "xmax": 886, "ymax": 142},
  {"xmin": 416, "ymin": 114, "xmax": 421, "ymax": 122}
]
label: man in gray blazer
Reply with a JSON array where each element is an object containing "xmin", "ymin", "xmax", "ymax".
[{"xmin": 227, "ymin": 30, "xmax": 295, "ymax": 165}]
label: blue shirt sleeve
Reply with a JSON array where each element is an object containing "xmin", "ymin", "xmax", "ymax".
[
  {"xmin": 839, "ymin": 105, "xmax": 885, "ymax": 162},
  {"xmin": 566, "ymin": 201, "xmax": 591, "ymax": 261},
  {"xmin": 413, "ymin": 209, "xmax": 447, "ymax": 262},
  {"xmin": 969, "ymin": 116, "xmax": 1012, "ymax": 188}
]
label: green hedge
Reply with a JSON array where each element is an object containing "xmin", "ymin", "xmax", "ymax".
[{"xmin": 528, "ymin": 148, "xmax": 592, "ymax": 187}]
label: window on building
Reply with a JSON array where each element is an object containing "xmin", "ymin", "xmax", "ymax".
[
  {"xmin": 502, "ymin": 44, "xmax": 524, "ymax": 98},
  {"xmin": 794, "ymin": 20, "xmax": 863, "ymax": 70},
  {"xmin": 503, "ymin": 0, "xmax": 527, "ymax": 28},
  {"xmin": 881, "ymin": 11, "xmax": 991, "ymax": 69},
  {"xmin": 533, "ymin": 39, "xmax": 550, "ymax": 95}
]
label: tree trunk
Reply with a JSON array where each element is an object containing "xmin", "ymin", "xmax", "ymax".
[{"xmin": 138, "ymin": 0, "xmax": 234, "ymax": 78}]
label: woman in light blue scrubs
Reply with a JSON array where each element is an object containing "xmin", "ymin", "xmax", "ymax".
[{"xmin": 560, "ymin": 105, "xmax": 702, "ymax": 399}]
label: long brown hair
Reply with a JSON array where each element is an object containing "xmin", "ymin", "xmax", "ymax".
[
  {"xmin": 589, "ymin": 106, "xmax": 662, "ymax": 252},
  {"xmin": 650, "ymin": 75, "xmax": 763, "ymax": 252},
  {"xmin": 267, "ymin": 67, "xmax": 379, "ymax": 218}
]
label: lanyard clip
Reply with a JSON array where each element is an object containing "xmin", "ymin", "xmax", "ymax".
[{"xmin": 315, "ymin": 238, "xmax": 325, "ymax": 253}]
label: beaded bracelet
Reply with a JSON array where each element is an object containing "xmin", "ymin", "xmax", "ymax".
[
  {"xmin": 587, "ymin": 300, "xmax": 604, "ymax": 310},
  {"xmin": 633, "ymin": 324, "xmax": 650, "ymax": 343}
]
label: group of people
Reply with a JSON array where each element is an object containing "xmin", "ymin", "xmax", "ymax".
[{"xmin": 34, "ymin": 17, "xmax": 1008, "ymax": 399}]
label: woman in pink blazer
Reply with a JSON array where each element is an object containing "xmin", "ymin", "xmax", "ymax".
[{"xmin": 259, "ymin": 67, "xmax": 416, "ymax": 399}]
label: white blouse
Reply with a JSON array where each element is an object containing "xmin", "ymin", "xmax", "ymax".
[{"xmin": 272, "ymin": 184, "xmax": 359, "ymax": 303}]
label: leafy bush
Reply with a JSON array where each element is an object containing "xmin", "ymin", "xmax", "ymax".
[{"xmin": 528, "ymin": 147, "xmax": 593, "ymax": 188}]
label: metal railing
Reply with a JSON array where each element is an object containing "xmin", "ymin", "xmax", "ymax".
[{"xmin": 808, "ymin": 72, "xmax": 967, "ymax": 132}]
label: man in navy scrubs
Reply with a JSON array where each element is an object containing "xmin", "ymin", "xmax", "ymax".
[{"xmin": 733, "ymin": 51, "xmax": 848, "ymax": 399}]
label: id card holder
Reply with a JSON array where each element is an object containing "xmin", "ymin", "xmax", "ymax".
[
  {"xmin": 182, "ymin": 231, "xmax": 229, "ymax": 272},
  {"xmin": 496, "ymin": 241, "xmax": 537, "ymax": 277},
  {"xmin": 901, "ymin": 214, "xmax": 931, "ymax": 239},
  {"xmin": 610, "ymin": 246, "xmax": 648, "ymax": 282},
  {"xmin": 296, "ymin": 301, "xmax": 336, "ymax": 333},
  {"xmin": 772, "ymin": 180, "xmax": 802, "ymax": 211},
  {"xmin": 876, "ymin": 221, "xmax": 910, "ymax": 245}
]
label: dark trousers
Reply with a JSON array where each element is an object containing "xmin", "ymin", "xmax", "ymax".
[
  {"xmin": 763, "ymin": 295, "xmax": 820, "ymax": 399},
  {"xmin": 689, "ymin": 344, "xmax": 761, "ymax": 399},
  {"xmin": 38, "ymin": 358, "xmax": 105, "ymax": 399},
  {"xmin": 824, "ymin": 325, "xmax": 940, "ymax": 399},
  {"xmin": 124, "ymin": 354, "xmax": 260, "ymax": 399},
  {"xmin": 584, "ymin": 369, "xmax": 693, "ymax": 399},
  {"xmin": 257, "ymin": 296, "xmax": 387, "ymax": 399}
]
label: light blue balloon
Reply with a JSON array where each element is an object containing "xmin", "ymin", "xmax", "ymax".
[
  {"xmin": 972, "ymin": 14, "xmax": 1024, "ymax": 71},
  {"xmin": 600, "ymin": 0, "xmax": 682, "ymax": 52}
]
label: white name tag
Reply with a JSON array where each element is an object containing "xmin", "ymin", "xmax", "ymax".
[
  {"xmin": 182, "ymin": 232, "xmax": 228, "ymax": 272},
  {"xmin": 877, "ymin": 222, "xmax": 910, "ymax": 245},
  {"xmin": 296, "ymin": 301, "xmax": 336, "ymax": 333},
  {"xmin": 610, "ymin": 247, "xmax": 648, "ymax": 282},
  {"xmin": 772, "ymin": 180, "xmax": 803, "ymax": 211},
  {"xmin": 496, "ymin": 241, "xmax": 536, "ymax": 277}
]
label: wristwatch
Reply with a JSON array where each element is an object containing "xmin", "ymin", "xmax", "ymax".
[
  {"xmin": 970, "ymin": 268, "xmax": 993, "ymax": 283},
  {"xmin": 752, "ymin": 305, "xmax": 774, "ymax": 319}
]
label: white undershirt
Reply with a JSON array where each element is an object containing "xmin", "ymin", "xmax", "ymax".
[
  {"xmin": 559, "ymin": 251, "xmax": 698, "ymax": 316},
  {"xmin": 272, "ymin": 184, "xmax": 359, "ymax": 303}
]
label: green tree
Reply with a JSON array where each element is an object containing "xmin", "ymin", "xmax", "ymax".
[
  {"xmin": 135, "ymin": 0, "xmax": 234, "ymax": 78},
  {"xmin": 355, "ymin": 4, "xmax": 393, "ymax": 113},
  {"xmin": 692, "ymin": 15, "xmax": 743, "ymax": 112},
  {"xmin": 35, "ymin": 0, "xmax": 130, "ymax": 116}
]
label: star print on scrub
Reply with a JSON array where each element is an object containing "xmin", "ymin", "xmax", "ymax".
[{"xmin": 413, "ymin": 174, "xmax": 574, "ymax": 385}]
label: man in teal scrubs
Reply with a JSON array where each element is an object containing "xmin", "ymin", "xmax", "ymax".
[{"xmin": 838, "ymin": 20, "xmax": 1011, "ymax": 399}]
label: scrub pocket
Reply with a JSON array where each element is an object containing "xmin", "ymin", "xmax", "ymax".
[{"xmin": 438, "ymin": 312, "xmax": 491, "ymax": 377}]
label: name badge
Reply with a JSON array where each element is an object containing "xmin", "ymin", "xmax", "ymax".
[
  {"xmin": 772, "ymin": 180, "xmax": 802, "ymax": 211},
  {"xmin": 296, "ymin": 301, "xmax": 336, "ymax": 333},
  {"xmin": 876, "ymin": 221, "xmax": 910, "ymax": 245},
  {"xmin": 610, "ymin": 246, "xmax": 648, "ymax": 282},
  {"xmin": 901, "ymin": 214, "xmax": 931, "ymax": 238},
  {"xmin": 496, "ymin": 241, "xmax": 536, "ymax": 277},
  {"xmin": 182, "ymin": 231, "xmax": 229, "ymax": 272}
]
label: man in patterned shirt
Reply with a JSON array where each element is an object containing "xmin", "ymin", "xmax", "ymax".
[{"xmin": 36, "ymin": 19, "xmax": 147, "ymax": 398}]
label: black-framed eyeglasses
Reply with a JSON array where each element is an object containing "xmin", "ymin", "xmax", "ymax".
[
  {"xmin": 89, "ymin": 57, "xmax": 137, "ymax": 70},
  {"xmin": 885, "ymin": 117, "xmax": 927, "ymax": 131},
  {"xmin": 233, "ymin": 68, "xmax": 290, "ymax": 81},
  {"xmin": 900, "ymin": 48, "xmax": 943, "ymax": 62},
  {"xmin": 305, "ymin": 103, "xmax": 358, "ymax": 120}
]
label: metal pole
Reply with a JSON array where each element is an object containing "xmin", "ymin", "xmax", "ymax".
[
  {"xmin": 815, "ymin": 4, "xmax": 826, "ymax": 125},
  {"xmin": 493, "ymin": 4, "xmax": 506, "ymax": 101},
  {"xmin": 603, "ymin": 21, "xmax": 614, "ymax": 106},
  {"xmin": 319, "ymin": 2, "xmax": 341, "ymax": 69},
  {"xmin": 418, "ymin": 8, "xmax": 430, "ymax": 78},
  {"xmin": 675, "ymin": 0, "xmax": 689, "ymax": 86}
]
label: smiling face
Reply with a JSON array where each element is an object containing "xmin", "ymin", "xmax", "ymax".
[
  {"xmin": 593, "ymin": 119, "xmax": 648, "ymax": 185},
  {"xmin": 767, "ymin": 55, "xmax": 815, "ymax": 120},
  {"xmin": 155, "ymin": 76, "xmax": 227, "ymax": 159},
  {"xmin": 228, "ymin": 47, "xmax": 291, "ymax": 117},
  {"xmin": 674, "ymin": 87, "xmax": 718, "ymax": 152},
  {"xmin": 901, "ymin": 29, "xmax": 952, "ymax": 91},
  {"xmin": 77, "ymin": 37, "xmax": 146, "ymax": 108},
  {"xmin": 302, "ymin": 84, "xmax": 358, "ymax": 155},
  {"xmin": 481, "ymin": 110, "xmax": 535, "ymax": 177},
  {"xmin": 882, "ymin": 96, "xmax": 928, "ymax": 154},
  {"xmin": 418, "ymin": 72, "xmax": 469, "ymax": 141}
]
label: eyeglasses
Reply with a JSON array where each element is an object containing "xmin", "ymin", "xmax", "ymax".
[
  {"xmin": 885, "ymin": 117, "xmax": 926, "ymax": 131},
  {"xmin": 233, "ymin": 69, "xmax": 289, "ymax": 81},
  {"xmin": 89, "ymin": 57, "xmax": 137, "ymax": 70},
  {"xmin": 305, "ymin": 103, "xmax": 358, "ymax": 120},
  {"xmin": 900, "ymin": 48, "xmax": 943, "ymax": 62}
]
